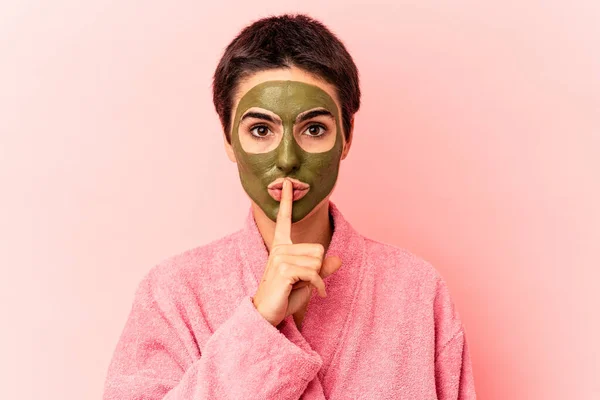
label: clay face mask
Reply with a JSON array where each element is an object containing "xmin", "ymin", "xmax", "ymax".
[{"xmin": 231, "ymin": 80, "xmax": 344, "ymax": 223}]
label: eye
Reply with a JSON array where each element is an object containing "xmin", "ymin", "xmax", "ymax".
[
  {"xmin": 250, "ymin": 125, "xmax": 272, "ymax": 140},
  {"xmin": 304, "ymin": 124, "xmax": 326, "ymax": 138}
]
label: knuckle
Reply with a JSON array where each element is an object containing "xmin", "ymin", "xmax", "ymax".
[
  {"xmin": 314, "ymin": 244, "xmax": 325, "ymax": 257},
  {"xmin": 271, "ymin": 254, "xmax": 283, "ymax": 265},
  {"xmin": 271, "ymin": 245, "xmax": 283, "ymax": 255},
  {"xmin": 309, "ymin": 257, "xmax": 321, "ymax": 269},
  {"xmin": 278, "ymin": 262, "xmax": 290, "ymax": 274}
]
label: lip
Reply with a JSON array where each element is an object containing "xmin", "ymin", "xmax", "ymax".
[
  {"xmin": 267, "ymin": 177, "xmax": 310, "ymax": 201},
  {"xmin": 268, "ymin": 177, "xmax": 310, "ymax": 190}
]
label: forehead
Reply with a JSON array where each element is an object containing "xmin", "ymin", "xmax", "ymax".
[{"xmin": 235, "ymin": 80, "xmax": 339, "ymax": 119}]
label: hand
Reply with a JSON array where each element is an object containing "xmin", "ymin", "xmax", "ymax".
[{"xmin": 251, "ymin": 178, "xmax": 342, "ymax": 327}]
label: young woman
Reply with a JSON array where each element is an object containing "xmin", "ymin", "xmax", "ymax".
[{"xmin": 103, "ymin": 14, "xmax": 476, "ymax": 399}]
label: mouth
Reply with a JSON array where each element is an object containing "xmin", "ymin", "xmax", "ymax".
[{"xmin": 267, "ymin": 177, "xmax": 310, "ymax": 201}]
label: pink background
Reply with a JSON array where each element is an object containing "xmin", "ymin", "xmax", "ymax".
[{"xmin": 2, "ymin": 1, "xmax": 598, "ymax": 399}]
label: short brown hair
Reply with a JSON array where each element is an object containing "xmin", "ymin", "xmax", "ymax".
[{"xmin": 212, "ymin": 13, "xmax": 361, "ymax": 144}]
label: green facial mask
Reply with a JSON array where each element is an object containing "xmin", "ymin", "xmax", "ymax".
[{"xmin": 231, "ymin": 80, "xmax": 344, "ymax": 223}]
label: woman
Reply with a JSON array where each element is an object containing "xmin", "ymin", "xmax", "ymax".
[{"xmin": 103, "ymin": 14, "xmax": 476, "ymax": 399}]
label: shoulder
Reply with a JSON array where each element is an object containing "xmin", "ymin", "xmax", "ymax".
[
  {"xmin": 139, "ymin": 228, "xmax": 245, "ymax": 297},
  {"xmin": 360, "ymin": 234, "xmax": 463, "ymax": 324},
  {"xmin": 361, "ymin": 235, "xmax": 444, "ymax": 294},
  {"xmin": 360, "ymin": 235, "xmax": 465, "ymax": 348}
]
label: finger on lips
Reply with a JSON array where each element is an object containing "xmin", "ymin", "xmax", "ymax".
[{"xmin": 273, "ymin": 178, "xmax": 293, "ymax": 246}]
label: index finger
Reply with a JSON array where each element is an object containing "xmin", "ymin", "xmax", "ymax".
[{"xmin": 273, "ymin": 178, "xmax": 293, "ymax": 245}]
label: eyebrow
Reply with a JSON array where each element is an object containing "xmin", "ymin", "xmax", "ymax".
[
  {"xmin": 240, "ymin": 112, "xmax": 282, "ymax": 125},
  {"xmin": 240, "ymin": 108, "xmax": 334, "ymax": 125},
  {"xmin": 295, "ymin": 109, "xmax": 334, "ymax": 124}
]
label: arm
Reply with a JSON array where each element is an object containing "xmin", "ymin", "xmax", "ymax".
[
  {"xmin": 434, "ymin": 327, "xmax": 477, "ymax": 399},
  {"xmin": 432, "ymin": 277, "xmax": 477, "ymax": 399},
  {"xmin": 103, "ymin": 270, "xmax": 323, "ymax": 400}
]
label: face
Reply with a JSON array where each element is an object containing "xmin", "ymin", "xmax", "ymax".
[{"xmin": 226, "ymin": 68, "xmax": 351, "ymax": 223}]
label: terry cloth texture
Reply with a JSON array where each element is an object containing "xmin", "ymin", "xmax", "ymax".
[{"xmin": 103, "ymin": 200, "xmax": 476, "ymax": 399}]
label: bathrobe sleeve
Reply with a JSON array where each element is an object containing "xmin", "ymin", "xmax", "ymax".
[
  {"xmin": 103, "ymin": 270, "xmax": 323, "ymax": 400},
  {"xmin": 433, "ymin": 277, "xmax": 477, "ymax": 399}
]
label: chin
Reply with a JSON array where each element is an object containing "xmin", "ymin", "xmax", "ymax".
[{"xmin": 249, "ymin": 191, "xmax": 331, "ymax": 224}]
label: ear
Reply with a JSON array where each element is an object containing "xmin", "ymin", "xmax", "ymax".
[
  {"xmin": 341, "ymin": 116, "xmax": 354, "ymax": 160},
  {"xmin": 223, "ymin": 133, "xmax": 237, "ymax": 163}
]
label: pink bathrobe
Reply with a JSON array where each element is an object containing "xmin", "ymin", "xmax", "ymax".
[{"xmin": 103, "ymin": 201, "xmax": 476, "ymax": 399}]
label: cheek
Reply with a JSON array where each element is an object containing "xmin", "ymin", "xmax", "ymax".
[
  {"xmin": 305, "ymin": 150, "xmax": 342, "ymax": 178},
  {"xmin": 235, "ymin": 151, "xmax": 273, "ymax": 179}
]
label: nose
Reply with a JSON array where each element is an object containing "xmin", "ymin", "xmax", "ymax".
[{"xmin": 275, "ymin": 131, "xmax": 301, "ymax": 174}]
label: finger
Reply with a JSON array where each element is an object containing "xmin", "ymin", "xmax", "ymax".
[
  {"xmin": 272, "ymin": 254, "xmax": 322, "ymax": 270},
  {"xmin": 320, "ymin": 256, "xmax": 342, "ymax": 279},
  {"xmin": 279, "ymin": 264, "xmax": 327, "ymax": 297},
  {"xmin": 273, "ymin": 178, "xmax": 293, "ymax": 246},
  {"xmin": 293, "ymin": 255, "xmax": 342, "ymax": 283},
  {"xmin": 291, "ymin": 255, "xmax": 342, "ymax": 290},
  {"xmin": 287, "ymin": 284, "xmax": 313, "ymax": 313},
  {"xmin": 270, "ymin": 243, "xmax": 325, "ymax": 258},
  {"xmin": 291, "ymin": 281, "xmax": 311, "ymax": 290}
]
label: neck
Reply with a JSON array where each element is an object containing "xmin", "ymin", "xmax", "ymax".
[{"xmin": 252, "ymin": 199, "xmax": 333, "ymax": 253}]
